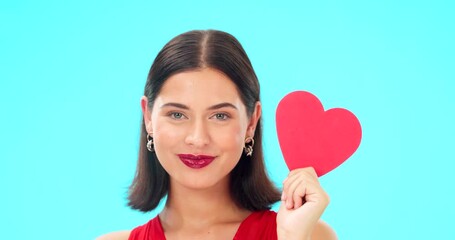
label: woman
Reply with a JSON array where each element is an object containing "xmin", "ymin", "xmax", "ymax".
[{"xmin": 99, "ymin": 30, "xmax": 337, "ymax": 240}]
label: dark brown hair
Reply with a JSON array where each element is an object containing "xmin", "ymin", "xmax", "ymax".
[{"xmin": 128, "ymin": 30, "xmax": 280, "ymax": 212}]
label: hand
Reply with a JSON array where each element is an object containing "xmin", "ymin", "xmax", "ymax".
[{"xmin": 277, "ymin": 167, "xmax": 330, "ymax": 240}]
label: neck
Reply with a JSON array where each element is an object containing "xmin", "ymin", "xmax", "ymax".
[{"xmin": 160, "ymin": 176, "xmax": 250, "ymax": 231}]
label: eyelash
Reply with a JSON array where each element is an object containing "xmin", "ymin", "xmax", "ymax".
[
  {"xmin": 168, "ymin": 112, "xmax": 186, "ymax": 120},
  {"xmin": 166, "ymin": 112, "xmax": 230, "ymax": 121},
  {"xmin": 211, "ymin": 113, "xmax": 230, "ymax": 121}
]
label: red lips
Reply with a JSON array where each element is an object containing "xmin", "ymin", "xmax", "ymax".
[{"xmin": 177, "ymin": 154, "xmax": 215, "ymax": 169}]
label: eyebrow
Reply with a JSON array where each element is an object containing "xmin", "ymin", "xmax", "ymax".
[
  {"xmin": 207, "ymin": 102, "xmax": 238, "ymax": 110},
  {"xmin": 160, "ymin": 102, "xmax": 238, "ymax": 110},
  {"xmin": 160, "ymin": 102, "xmax": 189, "ymax": 110}
]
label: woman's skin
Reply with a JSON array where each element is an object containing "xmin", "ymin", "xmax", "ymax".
[{"xmin": 98, "ymin": 68, "xmax": 337, "ymax": 240}]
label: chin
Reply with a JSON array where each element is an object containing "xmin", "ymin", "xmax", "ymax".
[{"xmin": 173, "ymin": 174, "xmax": 230, "ymax": 191}]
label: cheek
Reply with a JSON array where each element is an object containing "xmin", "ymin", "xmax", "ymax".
[
  {"xmin": 152, "ymin": 120, "xmax": 184, "ymax": 155},
  {"xmin": 212, "ymin": 124, "xmax": 245, "ymax": 151},
  {"xmin": 151, "ymin": 122, "xmax": 185, "ymax": 174}
]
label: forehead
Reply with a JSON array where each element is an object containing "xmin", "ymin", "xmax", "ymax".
[{"xmin": 157, "ymin": 68, "xmax": 243, "ymax": 105}]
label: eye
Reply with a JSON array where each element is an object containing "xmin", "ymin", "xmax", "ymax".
[
  {"xmin": 169, "ymin": 112, "xmax": 186, "ymax": 120},
  {"xmin": 212, "ymin": 113, "xmax": 230, "ymax": 121}
]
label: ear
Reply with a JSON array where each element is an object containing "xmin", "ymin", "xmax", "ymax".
[
  {"xmin": 246, "ymin": 101, "xmax": 262, "ymax": 137},
  {"xmin": 141, "ymin": 96, "xmax": 152, "ymax": 134}
]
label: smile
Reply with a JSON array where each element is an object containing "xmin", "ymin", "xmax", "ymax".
[{"xmin": 177, "ymin": 154, "xmax": 216, "ymax": 169}]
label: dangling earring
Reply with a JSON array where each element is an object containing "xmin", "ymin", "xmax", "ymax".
[
  {"xmin": 244, "ymin": 136, "xmax": 254, "ymax": 157},
  {"xmin": 146, "ymin": 133, "xmax": 154, "ymax": 152}
]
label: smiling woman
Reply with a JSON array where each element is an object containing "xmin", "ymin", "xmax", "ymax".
[
  {"xmin": 146, "ymin": 68, "xmax": 259, "ymax": 191},
  {"xmin": 97, "ymin": 30, "xmax": 336, "ymax": 240}
]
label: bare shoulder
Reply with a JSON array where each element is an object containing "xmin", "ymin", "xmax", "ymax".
[
  {"xmin": 96, "ymin": 231, "xmax": 131, "ymax": 240},
  {"xmin": 312, "ymin": 220, "xmax": 338, "ymax": 240}
]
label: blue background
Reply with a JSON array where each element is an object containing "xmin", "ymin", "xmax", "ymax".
[{"xmin": 1, "ymin": 0, "xmax": 454, "ymax": 239}]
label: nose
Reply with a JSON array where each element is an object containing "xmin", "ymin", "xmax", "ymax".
[{"xmin": 184, "ymin": 118, "xmax": 210, "ymax": 148}]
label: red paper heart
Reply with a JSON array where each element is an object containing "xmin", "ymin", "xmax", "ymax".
[{"xmin": 276, "ymin": 91, "xmax": 362, "ymax": 176}]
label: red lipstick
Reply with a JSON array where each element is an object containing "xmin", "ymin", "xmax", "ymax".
[{"xmin": 177, "ymin": 154, "xmax": 215, "ymax": 169}]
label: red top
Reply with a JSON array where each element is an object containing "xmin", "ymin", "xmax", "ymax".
[{"xmin": 128, "ymin": 210, "xmax": 278, "ymax": 240}]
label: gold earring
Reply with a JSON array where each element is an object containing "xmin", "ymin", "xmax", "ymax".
[
  {"xmin": 146, "ymin": 133, "xmax": 154, "ymax": 152},
  {"xmin": 244, "ymin": 136, "xmax": 254, "ymax": 157}
]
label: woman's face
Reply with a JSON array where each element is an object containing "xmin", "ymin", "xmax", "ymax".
[{"xmin": 142, "ymin": 68, "xmax": 261, "ymax": 190}]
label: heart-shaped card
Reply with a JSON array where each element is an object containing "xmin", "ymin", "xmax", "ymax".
[{"xmin": 276, "ymin": 91, "xmax": 362, "ymax": 176}]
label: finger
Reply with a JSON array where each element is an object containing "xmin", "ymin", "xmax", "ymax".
[
  {"xmin": 292, "ymin": 183, "xmax": 304, "ymax": 209},
  {"xmin": 296, "ymin": 179, "xmax": 329, "ymax": 207},
  {"xmin": 289, "ymin": 173, "xmax": 322, "ymax": 209},
  {"xmin": 286, "ymin": 168, "xmax": 305, "ymax": 179},
  {"xmin": 296, "ymin": 180, "xmax": 318, "ymax": 205},
  {"xmin": 282, "ymin": 172, "xmax": 302, "ymax": 202},
  {"xmin": 303, "ymin": 167, "xmax": 318, "ymax": 179},
  {"xmin": 287, "ymin": 167, "xmax": 318, "ymax": 185},
  {"xmin": 281, "ymin": 173, "xmax": 297, "ymax": 200},
  {"xmin": 290, "ymin": 177, "xmax": 319, "ymax": 209},
  {"xmin": 287, "ymin": 177, "xmax": 305, "ymax": 209},
  {"xmin": 299, "ymin": 167, "xmax": 320, "ymax": 186},
  {"xmin": 282, "ymin": 167, "xmax": 321, "ymax": 209}
]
